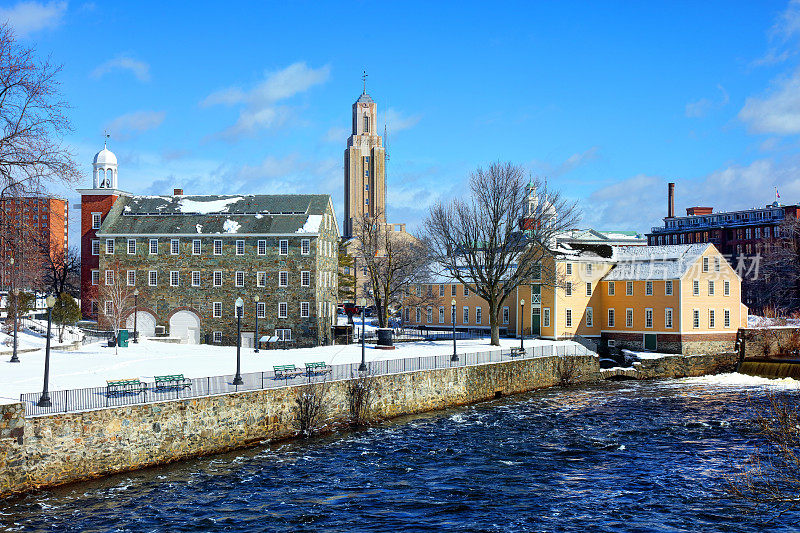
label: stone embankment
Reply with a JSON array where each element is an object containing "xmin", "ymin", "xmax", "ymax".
[{"xmin": 600, "ymin": 352, "xmax": 739, "ymax": 380}]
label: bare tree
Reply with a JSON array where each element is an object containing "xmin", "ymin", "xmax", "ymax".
[
  {"xmin": 42, "ymin": 245, "xmax": 80, "ymax": 296},
  {"xmin": 292, "ymin": 377, "xmax": 330, "ymax": 437},
  {"xmin": 347, "ymin": 368, "xmax": 377, "ymax": 427},
  {"xmin": 98, "ymin": 259, "xmax": 135, "ymax": 353},
  {"xmin": 424, "ymin": 162, "xmax": 580, "ymax": 345},
  {"xmin": 352, "ymin": 210, "xmax": 433, "ymax": 329},
  {"xmin": 727, "ymin": 394, "xmax": 800, "ymax": 516},
  {"xmin": 747, "ymin": 216, "xmax": 800, "ymax": 314}
]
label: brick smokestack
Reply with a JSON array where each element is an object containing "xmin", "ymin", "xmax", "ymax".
[{"xmin": 667, "ymin": 182, "xmax": 675, "ymax": 218}]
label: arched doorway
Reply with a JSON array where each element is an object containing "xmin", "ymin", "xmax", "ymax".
[
  {"xmin": 125, "ymin": 311, "xmax": 157, "ymax": 339},
  {"xmin": 169, "ymin": 310, "xmax": 201, "ymax": 344}
]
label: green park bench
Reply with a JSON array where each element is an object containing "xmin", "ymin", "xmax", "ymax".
[
  {"xmin": 154, "ymin": 374, "xmax": 191, "ymax": 391},
  {"xmin": 304, "ymin": 361, "xmax": 332, "ymax": 375},
  {"xmin": 273, "ymin": 364, "xmax": 303, "ymax": 379},
  {"xmin": 106, "ymin": 378, "xmax": 147, "ymax": 397}
]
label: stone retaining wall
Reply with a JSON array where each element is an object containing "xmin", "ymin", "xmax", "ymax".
[
  {"xmin": 600, "ymin": 352, "xmax": 739, "ymax": 380},
  {"xmin": 0, "ymin": 354, "xmax": 600, "ymax": 498},
  {"xmin": 740, "ymin": 327, "xmax": 800, "ymax": 359}
]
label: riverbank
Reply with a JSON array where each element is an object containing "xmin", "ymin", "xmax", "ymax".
[{"xmin": 0, "ymin": 350, "xmax": 737, "ymax": 499}]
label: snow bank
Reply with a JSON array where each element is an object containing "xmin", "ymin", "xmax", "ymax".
[
  {"xmin": 297, "ymin": 214, "xmax": 322, "ymax": 233},
  {"xmin": 621, "ymin": 349, "xmax": 669, "ymax": 360},
  {"xmin": 178, "ymin": 197, "xmax": 243, "ymax": 214}
]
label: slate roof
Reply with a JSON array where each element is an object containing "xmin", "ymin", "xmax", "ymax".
[
  {"xmin": 97, "ymin": 194, "xmax": 334, "ymax": 236},
  {"xmin": 602, "ymin": 243, "xmax": 711, "ymax": 281}
]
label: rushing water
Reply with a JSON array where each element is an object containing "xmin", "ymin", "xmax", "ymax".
[{"xmin": 2, "ymin": 374, "xmax": 800, "ymax": 532}]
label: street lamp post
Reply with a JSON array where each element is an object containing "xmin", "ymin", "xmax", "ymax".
[
  {"xmin": 233, "ymin": 297, "xmax": 244, "ymax": 385},
  {"xmin": 9, "ymin": 257, "xmax": 19, "ymax": 363},
  {"xmin": 37, "ymin": 295, "xmax": 57, "ymax": 407},
  {"xmin": 451, "ymin": 298, "xmax": 458, "ymax": 361},
  {"xmin": 520, "ymin": 299, "xmax": 525, "ymax": 351},
  {"xmin": 254, "ymin": 295, "xmax": 260, "ymax": 353},
  {"xmin": 359, "ymin": 297, "xmax": 367, "ymax": 372},
  {"xmin": 132, "ymin": 289, "xmax": 139, "ymax": 343}
]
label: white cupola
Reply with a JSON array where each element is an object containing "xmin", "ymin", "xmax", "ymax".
[{"xmin": 92, "ymin": 139, "xmax": 118, "ymax": 189}]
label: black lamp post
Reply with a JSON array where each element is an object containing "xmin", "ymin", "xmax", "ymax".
[
  {"xmin": 37, "ymin": 294, "xmax": 56, "ymax": 407},
  {"xmin": 254, "ymin": 295, "xmax": 260, "ymax": 353},
  {"xmin": 520, "ymin": 299, "xmax": 525, "ymax": 351},
  {"xmin": 9, "ymin": 257, "xmax": 19, "ymax": 363},
  {"xmin": 132, "ymin": 288, "xmax": 139, "ymax": 343},
  {"xmin": 451, "ymin": 298, "xmax": 458, "ymax": 361},
  {"xmin": 359, "ymin": 297, "xmax": 367, "ymax": 372},
  {"xmin": 233, "ymin": 297, "xmax": 244, "ymax": 385}
]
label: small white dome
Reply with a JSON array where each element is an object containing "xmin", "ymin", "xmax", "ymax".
[{"xmin": 93, "ymin": 147, "xmax": 117, "ymax": 166}]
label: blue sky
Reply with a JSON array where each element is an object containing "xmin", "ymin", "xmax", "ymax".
[{"xmin": 3, "ymin": 1, "xmax": 800, "ymax": 246}]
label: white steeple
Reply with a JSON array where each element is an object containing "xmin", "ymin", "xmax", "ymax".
[{"xmin": 92, "ymin": 135, "xmax": 118, "ymax": 189}]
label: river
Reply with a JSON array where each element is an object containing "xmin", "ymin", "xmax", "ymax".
[{"xmin": 2, "ymin": 373, "xmax": 799, "ymax": 532}]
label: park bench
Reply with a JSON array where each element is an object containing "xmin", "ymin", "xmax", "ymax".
[
  {"xmin": 273, "ymin": 364, "xmax": 303, "ymax": 379},
  {"xmin": 106, "ymin": 378, "xmax": 147, "ymax": 397},
  {"xmin": 304, "ymin": 361, "xmax": 332, "ymax": 376},
  {"xmin": 154, "ymin": 374, "xmax": 191, "ymax": 391},
  {"xmin": 509, "ymin": 347, "xmax": 526, "ymax": 357}
]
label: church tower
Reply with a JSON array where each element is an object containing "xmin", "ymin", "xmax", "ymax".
[{"xmin": 343, "ymin": 76, "xmax": 386, "ymax": 238}]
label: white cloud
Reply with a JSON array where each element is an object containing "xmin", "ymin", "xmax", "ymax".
[
  {"xmin": 201, "ymin": 62, "xmax": 330, "ymax": 140},
  {"xmin": 739, "ymin": 70, "xmax": 800, "ymax": 134},
  {"xmin": 685, "ymin": 85, "xmax": 729, "ymax": 118},
  {"xmin": 529, "ymin": 147, "xmax": 601, "ymax": 178},
  {"xmin": 105, "ymin": 110, "xmax": 165, "ymax": 139},
  {"xmin": 384, "ymin": 108, "xmax": 422, "ymax": 132},
  {"xmin": 754, "ymin": 0, "xmax": 800, "ymax": 65},
  {"xmin": 0, "ymin": 1, "xmax": 67, "ymax": 37},
  {"xmin": 91, "ymin": 55, "xmax": 151, "ymax": 82},
  {"xmin": 323, "ymin": 126, "xmax": 347, "ymax": 143}
]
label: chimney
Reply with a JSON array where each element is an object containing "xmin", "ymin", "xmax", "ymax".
[
  {"xmin": 667, "ymin": 182, "xmax": 675, "ymax": 218},
  {"xmin": 173, "ymin": 188, "xmax": 183, "ymax": 196}
]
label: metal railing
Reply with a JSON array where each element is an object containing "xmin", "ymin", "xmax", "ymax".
[
  {"xmin": 19, "ymin": 343, "xmax": 595, "ymax": 417},
  {"xmin": 354, "ymin": 326, "xmax": 485, "ymax": 343}
]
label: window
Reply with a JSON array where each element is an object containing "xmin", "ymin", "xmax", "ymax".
[
  {"xmin": 276, "ymin": 329, "xmax": 292, "ymax": 341},
  {"xmin": 463, "ymin": 306, "xmax": 469, "ymax": 324},
  {"xmin": 645, "ymin": 281, "xmax": 653, "ymax": 296},
  {"xmin": 127, "ymin": 270, "xmax": 136, "ymax": 286},
  {"xmin": 708, "ymin": 281, "xmax": 715, "ymax": 296},
  {"xmin": 709, "ymin": 309, "xmax": 715, "ymax": 328},
  {"xmin": 257, "ymin": 240, "xmax": 267, "ymax": 255},
  {"xmin": 439, "ymin": 285, "xmax": 445, "ymax": 297},
  {"xmin": 665, "ymin": 308, "xmax": 673, "ymax": 328},
  {"xmin": 301, "ymin": 302, "xmax": 310, "ymax": 318},
  {"xmin": 192, "ymin": 271, "xmax": 200, "ymax": 287},
  {"xmin": 214, "ymin": 240, "xmax": 222, "ymax": 255},
  {"xmin": 608, "ymin": 282, "xmax": 615, "ymax": 296},
  {"xmin": 566, "ymin": 282, "xmax": 572, "ymax": 296},
  {"xmin": 170, "ymin": 271, "xmax": 179, "ymax": 287},
  {"xmin": 279, "ymin": 271, "xmax": 288, "ymax": 287},
  {"xmin": 566, "ymin": 263, "xmax": 572, "ymax": 275},
  {"xmin": 703, "ymin": 257, "xmax": 709, "ymax": 272},
  {"xmin": 279, "ymin": 239, "xmax": 288, "ymax": 255},
  {"xmin": 301, "ymin": 239, "xmax": 310, "ymax": 255},
  {"xmin": 236, "ymin": 240, "xmax": 245, "ymax": 255},
  {"xmin": 257, "ymin": 272, "xmax": 266, "ymax": 287},
  {"xmin": 543, "ymin": 308, "xmax": 551, "ymax": 327},
  {"xmin": 503, "ymin": 306, "xmax": 510, "ymax": 324},
  {"xmin": 91, "ymin": 239, "xmax": 100, "ymax": 256},
  {"xmin": 106, "ymin": 239, "xmax": 115, "ymax": 254},
  {"xmin": 626, "ymin": 308, "xmax": 633, "ymax": 328},
  {"xmin": 665, "ymin": 280, "xmax": 673, "ymax": 296},
  {"xmin": 693, "ymin": 280, "xmax": 699, "ymax": 296},
  {"xmin": 426, "ymin": 307, "xmax": 433, "ymax": 323},
  {"xmin": 128, "ymin": 239, "xmax": 136, "ymax": 255},
  {"xmin": 213, "ymin": 302, "xmax": 222, "ymax": 317},
  {"xmin": 693, "ymin": 309, "xmax": 700, "ymax": 328},
  {"xmin": 476, "ymin": 307, "xmax": 482, "ymax": 324},
  {"xmin": 645, "ymin": 308, "xmax": 653, "ymax": 329},
  {"xmin": 586, "ymin": 264, "xmax": 592, "ymax": 277},
  {"xmin": 416, "ymin": 307, "xmax": 421, "ymax": 322},
  {"xmin": 91, "ymin": 270, "xmax": 99, "ymax": 285},
  {"xmin": 213, "ymin": 331, "xmax": 222, "ymax": 343},
  {"xmin": 91, "ymin": 301, "xmax": 98, "ymax": 316},
  {"xmin": 105, "ymin": 270, "xmax": 114, "ymax": 286},
  {"xmin": 451, "ymin": 285, "xmax": 457, "ymax": 297},
  {"xmin": 236, "ymin": 271, "xmax": 245, "ymax": 287},
  {"xmin": 714, "ymin": 257, "xmax": 720, "ymax": 272},
  {"xmin": 105, "ymin": 301, "xmax": 113, "ymax": 316},
  {"xmin": 464, "ymin": 285, "xmax": 469, "ymax": 297},
  {"xmin": 149, "ymin": 271, "xmax": 157, "ymax": 286},
  {"xmin": 565, "ymin": 309, "xmax": 573, "ymax": 328},
  {"xmin": 608, "ymin": 308, "xmax": 615, "ymax": 328},
  {"xmin": 171, "ymin": 239, "xmax": 179, "ymax": 255},
  {"xmin": 363, "ymin": 113, "xmax": 370, "ymax": 133},
  {"xmin": 257, "ymin": 302, "xmax": 266, "ymax": 318},
  {"xmin": 724, "ymin": 281, "xmax": 730, "ymax": 296},
  {"xmin": 149, "ymin": 239, "xmax": 158, "ymax": 255},
  {"xmin": 439, "ymin": 307, "xmax": 445, "ymax": 324},
  {"xmin": 626, "ymin": 282, "xmax": 633, "ymax": 296},
  {"xmin": 586, "ymin": 307, "xmax": 593, "ymax": 327},
  {"xmin": 301, "ymin": 271, "xmax": 310, "ymax": 287},
  {"xmin": 193, "ymin": 239, "xmax": 201, "ymax": 255},
  {"xmin": 724, "ymin": 309, "xmax": 731, "ymax": 328},
  {"xmin": 278, "ymin": 302, "xmax": 288, "ymax": 318},
  {"xmin": 213, "ymin": 271, "xmax": 222, "ymax": 287},
  {"xmin": 92, "ymin": 212, "xmax": 102, "ymax": 229},
  {"xmin": 586, "ymin": 282, "xmax": 592, "ymax": 296}
]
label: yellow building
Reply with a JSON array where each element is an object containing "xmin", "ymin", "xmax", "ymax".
[{"xmin": 403, "ymin": 243, "xmax": 746, "ymax": 355}]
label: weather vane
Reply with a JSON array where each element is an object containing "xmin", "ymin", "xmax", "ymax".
[
  {"xmin": 362, "ymin": 70, "xmax": 367, "ymax": 94},
  {"xmin": 104, "ymin": 130, "xmax": 110, "ymax": 148}
]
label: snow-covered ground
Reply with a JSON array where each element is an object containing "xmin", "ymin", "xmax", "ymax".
[
  {"xmin": 0, "ymin": 336, "xmax": 584, "ymax": 405},
  {"xmin": 747, "ymin": 315, "xmax": 800, "ymax": 328},
  {"xmin": 0, "ymin": 321, "xmax": 82, "ymax": 351}
]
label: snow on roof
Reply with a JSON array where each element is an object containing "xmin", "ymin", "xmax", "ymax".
[
  {"xmin": 222, "ymin": 219, "xmax": 240, "ymax": 233},
  {"xmin": 297, "ymin": 214, "xmax": 322, "ymax": 233},
  {"xmin": 603, "ymin": 243, "xmax": 710, "ymax": 281},
  {"xmin": 179, "ymin": 196, "xmax": 243, "ymax": 214}
]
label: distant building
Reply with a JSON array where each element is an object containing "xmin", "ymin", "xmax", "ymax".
[{"xmin": 558, "ymin": 228, "xmax": 646, "ymax": 247}]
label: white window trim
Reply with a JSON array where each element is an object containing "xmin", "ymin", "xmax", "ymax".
[
  {"xmin": 192, "ymin": 239, "xmax": 201, "ymax": 255},
  {"xmin": 214, "ymin": 239, "xmax": 222, "ymax": 256},
  {"xmin": 709, "ymin": 309, "xmax": 716, "ymax": 329},
  {"xmin": 236, "ymin": 240, "xmax": 245, "ymax": 256},
  {"xmin": 543, "ymin": 308, "xmax": 551, "ymax": 328},
  {"xmin": 645, "ymin": 308, "xmax": 653, "ymax": 329},
  {"xmin": 91, "ymin": 212, "xmax": 102, "ymax": 230},
  {"xmin": 692, "ymin": 279, "xmax": 699, "ymax": 296},
  {"xmin": 105, "ymin": 239, "xmax": 115, "ymax": 254},
  {"xmin": 170, "ymin": 271, "xmax": 179, "ymax": 287},
  {"xmin": 665, "ymin": 280, "xmax": 673, "ymax": 296},
  {"xmin": 723, "ymin": 280, "xmax": 730, "ymax": 296},
  {"xmin": 127, "ymin": 238, "xmax": 136, "ymax": 255},
  {"xmin": 127, "ymin": 270, "xmax": 136, "ymax": 286},
  {"xmin": 608, "ymin": 308, "xmax": 615, "ymax": 328},
  {"xmin": 257, "ymin": 272, "xmax": 266, "ymax": 288},
  {"xmin": 191, "ymin": 271, "xmax": 200, "ymax": 287},
  {"xmin": 171, "ymin": 239, "xmax": 180, "ymax": 255},
  {"xmin": 279, "ymin": 239, "xmax": 288, "ymax": 256},
  {"xmin": 213, "ymin": 271, "xmax": 222, "ymax": 287},
  {"xmin": 626, "ymin": 281, "xmax": 633, "ymax": 296},
  {"xmin": 565, "ymin": 308, "xmax": 573, "ymax": 328},
  {"xmin": 149, "ymin": 239, "xmax": 158, "ymax": 255},
  {"xmin": 301, "ymin": 302, "xmax": 310, "ymax": 318},
  {"xmin": 645, "ymin": 281, "xmax": 653, "ymax": 296},
  {"xmin": 278, "ymin": 302, "xmax": 288, "ymax": 318},
  {"xmin": 257, "ymin": 239, "xmax": 267, "ymax": 255},
  {"xmin": 91, "ymin": 270, "xmax": 99, "ymax": 285},
  {"xmin": 608, "ymin": 282, "xmax": 615, "ymax": 296},
  {"xmin": 301, "ymin": 239, "xmax": 310, "ymax": 255},
  {"xmin": 724, "ymin": 308, "xmax": 731, "ymax": 328},
  {"xmin": 301, "ymin": 271, "xmax": 310, "ymax": 287},
  {"xmin": 213, "ymin": 302, "xmax": 222, "ymax": 318},
  {"xmin": 586, "ymin": 307, "xmax": 593, "ymax": 327},
  {"xmin": 692, "ymin": 309, "xmax": 700, "ymax": 329},
  {"xmin": 236, "ymin": 271, "xmax": 245, "ymax": 287},
  {"xmin": 665, "ymin": 307, "xmax": 673, "ymax": 329},
  {"xmin": 91, "ymin": 239, "xmax": 100, "ymax": 256},
  {"xmin": 626, "ymin": 308, "xmax": 633, "ymax": 328},
  {"xmin": 279, "ymin": 271, "xmax": 288, "ymax": 287}
]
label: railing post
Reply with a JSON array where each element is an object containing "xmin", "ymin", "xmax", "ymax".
[{"xmin": 207, "ymin": 376, "xmax": 211, "ymax": 395}]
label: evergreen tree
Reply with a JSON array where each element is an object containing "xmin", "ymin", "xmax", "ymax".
[{"xmin": 52, "ymin": 292, "xmax": 80, "ymax": 343}]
